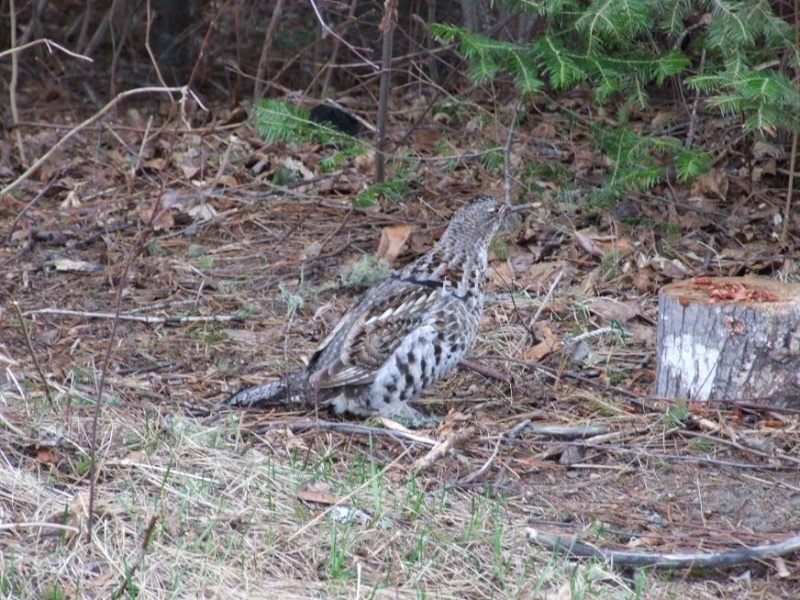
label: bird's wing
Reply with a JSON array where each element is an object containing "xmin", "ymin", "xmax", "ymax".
[{"xmin": 308, "ymin": 278, "xmax": 444, "ymax": 389}]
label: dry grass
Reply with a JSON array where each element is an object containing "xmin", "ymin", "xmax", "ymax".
[{"xmin": 0, "ymin": 397, "xmax": 642, "ymax": 599}]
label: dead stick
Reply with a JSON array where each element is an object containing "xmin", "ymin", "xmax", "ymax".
[
  {"xmin": 24, "ymin": 308, "xmax": 243, "ymax": 324},
  {"xmin": 11, "ymin": 301, "xmax": 52, "ymax": 403},
  {"xmin": 1, "ymin": 85, "xmax": 197, "ymax": 198},
  {"xmin": 527, "ymin": 528, "xmax": 800, "ymax": 568}
]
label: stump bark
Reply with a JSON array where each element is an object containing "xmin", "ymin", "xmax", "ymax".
[{"xmin": 655, "ymin": 277, "xmax": 800, "ymax": 408}]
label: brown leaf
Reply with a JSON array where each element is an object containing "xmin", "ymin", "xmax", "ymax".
[
  {"xmin": 297, "ymin": 481, "xmax": 339, "ymax": 505},
  {"xmin": 650, "ymin": 111, "xmax": 676, "ymax": 129},
  {"xmin": 523, "ymin": 322, "xmax": 560, "ymax": 361},
  {"xmin": 377, "ymin": 224, "xmax": 412, "ymax": 263},
  {"xmin": 23, "ymin": 444, "xmax": 58, "ymax": 464},
  {"xmin": 301, "ymin": 240, "xmax": 323, "ymax": 260},
  {"xmin": 143, "ymin": 157, "xmax": 168, "ymax": 172},
  {"xmin": 690, "ymin": 169, "xmax": 728, "ymax": 200},
  {"xmin": 650, "ymin": 256, "xmax": 690, "ymax": 279},
  {"xmin": 574, "ymin": 230, "xmax": 634, "ymax": 258},
  {"xmin": 585, "ymin": 298, "xmax": 640, "ymax": 323},
  {"xmin": 505, "ymin": 255, "xmax": 566, "ymax": 294},
  {"xmin": 180, "ymin": 164, "xmax": 200, "ymax": 179},
  {"xmin": 487, "ymin": 261, "xmax": 513, "ymax": 290},
  {"xmin": 138, "ymin": 207, "xmax": 175, "ymax": 231},
  {"xmin": 752, "ymin": 140, "xmax": 784, "ymax": 160},
  {"xmin": 531, "ymin": 121, "xmax": 557, "ymax": 139}
]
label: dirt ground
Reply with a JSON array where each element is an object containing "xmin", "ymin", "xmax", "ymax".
[{"xmin": 2, "ymin": 53, "xmax": 800, "ymax": 600}]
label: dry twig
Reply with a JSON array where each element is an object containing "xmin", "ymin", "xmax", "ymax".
[
  {"xmin": 412, "ymin": 426, "xmax": 474, "ymax": 472},
  {"xmin": 24, "ymin": 308, "xmax": 244, "ymax": 325},
  {"xmin": 10, "ymin": 302, "xmax": 51, "ymax": 404},
  {"xmin": 527, "ymin": 528, "xmax": 800, "ymax": 568},
  {"xmin": 1, "ymin": 86, "xmax": 198, "ymax": 198}
]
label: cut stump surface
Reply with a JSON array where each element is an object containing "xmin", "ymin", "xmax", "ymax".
[{"xmin": 655, "ymin": 277, "xmax": 800, "ymax": 407}]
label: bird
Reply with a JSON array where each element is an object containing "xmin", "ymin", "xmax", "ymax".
[{"xmin": 224, "ymin": 195, "xmax": 509, "ymax": 420}]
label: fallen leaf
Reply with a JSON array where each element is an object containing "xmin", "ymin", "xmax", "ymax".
[
  {"xmin": 215, "ymin": 175, "xmax": 239, "ymax": 187},
  {"xmin": 60, "ymin": 189, "xmax": 81, "ymax": 209},
  {"xmin": 650, "ymin": 256, "xmax": 690, "ymax": 279},
  {"xmin": 523, "ymin": 322, "xmax": 560, "ymax": 361},
  {"xmin": 584, "ymin": 297, "xmax": 640, "ymax": 323},
  {"xmin": 377, "ymin": 224, "xmax": 412, "ymax": 263},
  {"xmin": 690, "ymin": 169, "xmax": 728, "ymax": 200},
  {"xmin": 575, "ymin": 230, "xmax": 634, "ymax": 258},
  {"xmin": 188, "ymin": 203, "xmax": 217, "ymax": 220},
  {"xmin": 280, "ymin": 157, "xmax": 314, "ymax": 180},
  {"xmin": 301, "ymin": 240, "xmax": 323, "ymax": 260},
  {"xmin": 34, "ymin": 446, "xmax": 58, "ymax": 463},
  {"xmin": 650, "ymin": 111, "xmax": 676, "ymax": 129},
  {"xmin": 531, "ymin": 121, "xmax": 557, "ymax": 139},
  {"xmin": 143, "ymin": 157, "xmax": 167, "ymax": 172},
  {"xmin": 222, "ymin": 329, "xmax": 274, "ymax": 345},
  {"xmin": 752, "ymin": 140, "xmax": 783, "ymax": 160},
  {"xmin": 139, "ymin": 206, "xmax": 175, "ymax": 230},
  {"xmin": 297, "ymin": 481, "xmax": 339, "ymax": 505},
  {"xmin": 180, "ymin": 164, "xmax": 200, "ymax": 179}
]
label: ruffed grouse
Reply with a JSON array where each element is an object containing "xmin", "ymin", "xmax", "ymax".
[{"xmin": 225, "ymin": 195, "xmax": 508, "ymax": 419}]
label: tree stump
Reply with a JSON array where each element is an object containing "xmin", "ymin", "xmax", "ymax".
[{"xmin": 655, "ymin": 277, "xmax": 800, "ymax": 408}]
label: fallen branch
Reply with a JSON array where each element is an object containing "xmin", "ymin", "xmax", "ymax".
[
  {"xmin": 412, "ymin": 426, "xmax": 474, "ymax": 472},
  {"xmin": 217, "ymin": 417, "xmax": 439, "ymax": 448},
  {"xmin": 526, "ymin": 528, "xmax": 800, "ymax": 568},
  {"xmin": 0, "ymin": 521, "xmax": 80, "ymax": 534},
  {"xmin": 458, "ymin": 435, "xmax": 501, "ymax": 484},
  {"xmin": 25, "ymin": 308, "xmax": 243, "ymax": 325},
  {"xmin": 1, "ymin": 85, "xmax": 201, "ymax": 198}
]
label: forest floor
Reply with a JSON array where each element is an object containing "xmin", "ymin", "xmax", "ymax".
[{"xmin": 1, "ymin": 46, "xmax": 800, "ymax": 600}]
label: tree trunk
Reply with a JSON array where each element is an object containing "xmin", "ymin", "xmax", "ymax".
[{"xmin": 655, "ymin": 277, "xmax": 800, "ymax": 408}]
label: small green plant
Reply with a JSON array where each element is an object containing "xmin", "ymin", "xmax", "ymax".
[
  {"xmin": 405, "ymin": 530, "xmax": 430, "ymax": 564},
  {"xmin": 368, "ymin": 445, "xmax": 383, "ymax": 515},
  {"xmin": 73, "ymin": 453, "xmax": 93, "ymax": 477},
  {"xmin": 489, "ymin": 235, "xmax": 507, "ymax": 260},
  {"xmin": 665, "ymin": 222, "xmax": 682, "ymax": 238},
  {"xmin": 186, "ymin": 244, "xmax": 206, "ymax": 258},
  {"xmin": 355, "ymin": 172, "xmax": 409, "ymax": 207},
  {"xmin": 278, "ymin": 282, "xmax": 304, "ymax": 317},
  {"xmin": 404, "ymin": 476, "xmax": 426, "ymax": 522},
  {"xmin": 341, "ymin": 255, "xmax": 389, "ymax": 288},
  {"xmin": 429, "ymin": 23, "xmax": 542, "ymax": 96},
  {"xmin": 319, "ymin": 145, "xmax": 364, "ymax": 172},
  {"xmin": 41, "ymin": 585, "xmax": 68, "ymax": 600},
  {"xmin": 606, "ymin": 369, "xmax": 625, "ymax": 386},
  {"xmin": 631, "ymin": 567, "xmax": 651, "ymax": 599},
  {"xmin": 270, "ymin": 163, "xmax": 296, "ymax": 186},
  {"xmin": 253, "ymin": 99, "xmax": 366, "ymax": 152},
  {"xmin": 67, "ymin": 365, "xmax": 95, "ymax": 385},
  {"xmin": 0, "ymin": 570, "xmax": 10, "ymax": 594},
  {"xmin": 690, "ymin": 436, "xmax": 715, "ymax": 453},
  {"xmin": 201, "ymin": 326, "xmax": 227, "ymax": 346},
  {"xmin": 144, "ymin": 239, "xmax": 161, "ymax": 256},
  {"xmin": 663, "ymin": 400, "xmax": 690, "ymax": 428},
  {"xmin": 327, "ymin": 525, "xmax": 354, "ymax": 581},
  {"xmin": 479, "ymin": 145, "xmax": 504, "ymax": 171}
]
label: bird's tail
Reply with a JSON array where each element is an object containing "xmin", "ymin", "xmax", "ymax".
[{"xmin": 223, "ymin": 371, "xmax": 307, "ymax": 408}]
